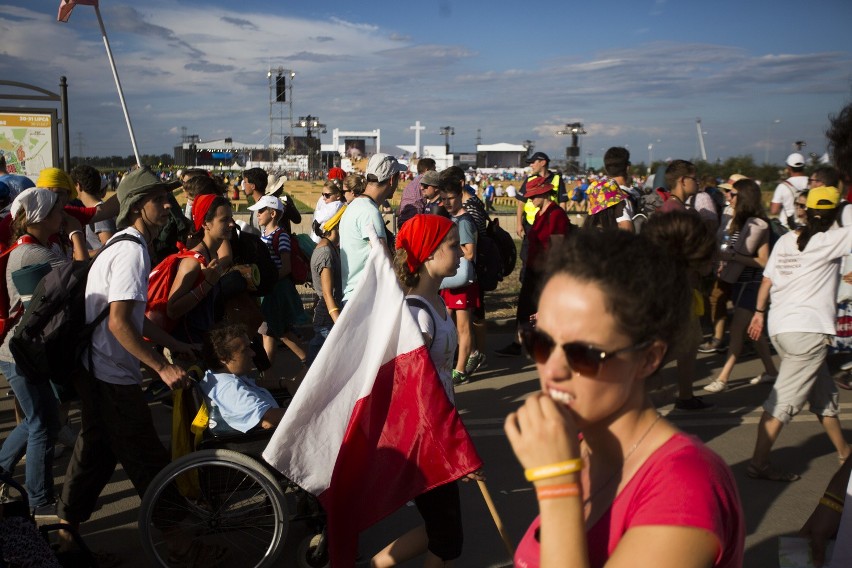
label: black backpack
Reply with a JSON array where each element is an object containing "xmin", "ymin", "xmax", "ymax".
[
  {"xmin": 475, "ymin": 234, "xmax": 503, "ymax": 292},
  {"xmin": 486, "ymin": 217, "xmax": 516, "ymax": 278},
  {"xmin": 229, "ymin": 226, "xmax": 278, "ymax": 297},
  {"xmin": 9, "ymin": 234, "xmax": 140, "ymax": 394}
]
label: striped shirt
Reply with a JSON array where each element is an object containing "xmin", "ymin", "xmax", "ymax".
[{"xmin": 261, "ymin": 227, "xmax": 291, "ymax": 269}]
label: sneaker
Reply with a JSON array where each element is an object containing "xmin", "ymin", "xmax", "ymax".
[
  {"xmin": 32, "ymin": 501, "xmax": 59, "ymax": 522},
  {"xmin": 451, "ymin": 370, "xmax": 470, "ymax": 386},
  {"xmin": 749, "ymin": 373, "xmax": 777, "ymax": 385},
  {"xmin": 703, "ymin": 379, "xmax": 728, "ymax": 393},
  {"xmin": 464, "ymin": 351, "xmax": 487, "ymax": 376},
  {"xmin": 495, "ymin": 342, "xmax": 522, "ymax": 358},
  {"xmin": 674, "ymin": 396, "xmax": 715, "ymax": 411},
  {"xmin": 0, "ymin": 483, "xmax": 12, "ymax": 504},
  {"xmin": 697, "ymin": 338, "xmax": 724, "ymax": 354}
]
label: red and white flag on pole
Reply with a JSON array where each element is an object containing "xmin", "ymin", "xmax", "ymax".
[
  {"xmin": 263, "ymin": 244, "xmax": 483, "ymax": 568},
  {"xmin": 57, "ymin": 0, "xmax": 98, "ymax": 23}
]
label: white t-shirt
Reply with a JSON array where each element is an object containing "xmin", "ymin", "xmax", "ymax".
[
  {"xmin": 764, "ymin": 226, "xmax": 852, "ymax": 336},
  {"xmin": 85, "ymin": 228, "xmax": 150, "ymax": 385},
  {"xmin": 506, "ymin": 185, "xmax": 517, "ymax": 198},
  {"xmin": 340, "ymin": 196, "xmax": 385, "ymax": 302},
  {"xmin": 406, "ymin": 295, "xmax": 458, "ymax": 404},
  {"xmin": 771, "ymin": 176, "xmax": 809, "ymax": 229}
]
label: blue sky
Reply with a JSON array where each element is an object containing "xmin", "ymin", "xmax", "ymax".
[{"xmin": 2, "ymin": 0, "xmax": 851, "ymax": 166}]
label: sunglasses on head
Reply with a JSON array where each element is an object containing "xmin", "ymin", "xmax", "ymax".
[{"xmin": 519, "ymin": 326, "xmax": 651, "ymax": 376}]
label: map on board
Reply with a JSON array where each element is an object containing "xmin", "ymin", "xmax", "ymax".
[{"xmin": 0, "ymin": 112, "xmax": 55, "ymax": 177}]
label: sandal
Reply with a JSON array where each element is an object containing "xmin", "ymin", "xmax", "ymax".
[
  {"xmin": 168, "ymin": 541, "xmax": 228, "ymax": 567},
  {"xmin": 746, "ymin": 462, "xmax": 800, "ymax": 482}
]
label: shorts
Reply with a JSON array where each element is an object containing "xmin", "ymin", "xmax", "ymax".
[
  {"xmin": 440, "ymin": 282, "xmax": 482, "ymax": 311},
  {"xmin": 732, "ymin": 280, "xmax": 760, "ymax": 311},
  {"xmin": 765, "ymin": 332, "xmax": 838, "ymax": 425},
  {"xmin": 261, "ymin": 277, "xmax": 308, "ymax": 336}
]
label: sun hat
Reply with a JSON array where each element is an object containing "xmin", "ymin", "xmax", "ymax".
[
  {"xmin": 395, "ymin": 214, "xmax": 454, "ymax": 274},
  {"xmin": 266, "ymin": 173, "xmax": 286, "ymax": 196},
  {"xmin": 523, "ymin": 176, "xmax": 554, "ymax": 198},
  {"xmin": 718, "ymin": 173, "xmax": 748, "ymax": 191},
  {"xmin": 10, "ymin": 187, "xmax": 58, "ymax": 224},
  {"xmin": 366, "ymin": 153, "xmax": 406, "ymax": 183},
  {"xmin": 115, "ymin": 167, "xmax": 171, "ymax": 228}
]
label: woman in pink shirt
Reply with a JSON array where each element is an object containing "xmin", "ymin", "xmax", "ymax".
[{"xmin": 505, "ymin": 228, "xmax": 744, "ymax": 568}]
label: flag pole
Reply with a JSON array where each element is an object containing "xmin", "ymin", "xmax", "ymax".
[
  {"xmin": 92, "ymin": 4, "xmax": 141, "ymax": 167},
  {"xmin": 477, "ymin": 480, "xmax": 515, "ymax": 558}
]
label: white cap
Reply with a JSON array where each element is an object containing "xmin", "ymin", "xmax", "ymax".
[
  {"xmin": 248, "ymin": 194, "xmax": 284, "ymax": 211},
  {"xmin": 786, "ymin": 153, "xmax": 806, "ymax": 168},
  {"xmin": 366, "ymin": 153, "xmax": 406, "ymax": 183}
]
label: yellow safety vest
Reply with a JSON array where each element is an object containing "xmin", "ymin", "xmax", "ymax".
[{"xmin": 523, "ymin": 173, "xmax": 561, "ymax": 225}]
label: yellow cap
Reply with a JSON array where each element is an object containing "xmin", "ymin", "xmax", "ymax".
[{"xmin": 36, "ymin": 167, "xmax": 77, "ymax": 200}]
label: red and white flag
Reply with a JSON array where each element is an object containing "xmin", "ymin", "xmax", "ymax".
[
  {"xmin": 57, "ymin": 0, "xmax": 98, "ymax": 23},
  {"xmin": 263, "ymin": 244, "xmax": 482, "ymax": 567}
]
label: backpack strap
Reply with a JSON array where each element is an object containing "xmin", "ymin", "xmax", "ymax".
[{"xmin": 405, "ymin": 296, "xmax": 436, "ymax": 349}]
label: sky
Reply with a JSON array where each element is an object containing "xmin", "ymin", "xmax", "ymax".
[{"xmin": 2, "ymin": 0, "xmax": 852, "ymax": 166}]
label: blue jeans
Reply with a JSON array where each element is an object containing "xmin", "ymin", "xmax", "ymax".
[
  {"xmin": 306, "ymin": 327, "xmax": 331, "ymax": 367},
  {"xmin": 0, "ymin": 360, "xmax": 60, "ymax": 507}
]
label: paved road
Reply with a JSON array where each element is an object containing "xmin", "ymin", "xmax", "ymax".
[{"xmin": 1, "ymin": 328, "xmax": 848, "ymax": 566}]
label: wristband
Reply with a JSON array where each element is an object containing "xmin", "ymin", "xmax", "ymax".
[
  {"xmin": 329, "ymin": 307, "xmax": 340, "ymax": 314},
  {"xmin": 68, "ymin": 230, "xmax": 83, "ymax": 239},
  {"xmin": 819, "ymin": 497, "xmax": 844, "ymax": 513},
  {"xmin": 754, "ymin": 308, "xmax": 766, "ymax": 313},
  {"xmin": 525, "ymin": 459, "xmax": 584, "ymax": 482},
  {"xmin": 536, "ymin": 483, "xmax": 580, "ymax": 500},
  {"xmin": 824, "ymin": 491, "xmax": 846, "ymax": 506}
]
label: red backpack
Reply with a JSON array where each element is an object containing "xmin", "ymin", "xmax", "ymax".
[
  {"xmin": 146, "ymin": 244, "xmax": 207, "ymax": 332},
  {"xmin": 268, "ymin": 229, "xmax": 309, "ymax": 285},
  {"xmin": 0, "ymin": 234, "xmax": 40, "ymax": 342}
]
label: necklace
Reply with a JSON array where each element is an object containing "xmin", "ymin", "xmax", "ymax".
[{"xmin": 582, "ymin": 412, "xmax": 663, "ymax": 506}]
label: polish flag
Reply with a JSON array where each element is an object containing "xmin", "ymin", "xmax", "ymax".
[
  {"xmin": 263, "ymin": 244, "xmax": 482, "ymax": 567},
  {"xmin": 57, "ymin": 0, "xmax": 98, "ymax": 23}
]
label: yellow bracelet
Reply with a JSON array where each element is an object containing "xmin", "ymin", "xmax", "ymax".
[
  {"xmin": 524, "ymin": 459, "xmax": 584, "ymax": 482},
  {"xmin": 536, "ymin": 483, "xmax": 580, "ymax": 500},
  {"xmin": 824, "ymin": 491, "xmax": 846, "ymax": 505},
  {"xmin": 329, "ymin": 307, "xmax": 340, "ymax": 314},
  {"xmin": 819, "ymin": 497, "xmax": 844, "ymax": 514}
]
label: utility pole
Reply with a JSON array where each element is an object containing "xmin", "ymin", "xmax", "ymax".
[{"xmin": 75, "ymin": 131, "xmax": 85, "ymax": 163}]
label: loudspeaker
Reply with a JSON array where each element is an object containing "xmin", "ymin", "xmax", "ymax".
[{"xmin": 275, "ymin": 76, "xmax": 286, "ymax": 102}]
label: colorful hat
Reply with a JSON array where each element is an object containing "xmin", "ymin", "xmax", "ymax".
[{"xmin": 586, "ymin": 178, "xmax": 627, "ymax": 216}]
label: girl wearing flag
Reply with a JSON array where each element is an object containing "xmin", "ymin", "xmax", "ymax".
[
  {"xmin": 366, "ymin": 213, "xmax": 481, "ymax": 567},
  {"xmin": 505, "ymin": 228, "xmax": 744, "ymax": 568}
]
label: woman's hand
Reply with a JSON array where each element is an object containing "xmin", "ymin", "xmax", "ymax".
[
  {"xmin": 504, "ymin": 392, "xmax": 580, "ymax": 473},
  {"xmin": 462, "ymin": 469, "xmax": 486, "ymax": 482},
  {"xmin": 747, "ymin": 312, "xmax": 764, "ymax": 341},
  {"xmin": 201, "ymin": 259, "xmax": 224, "ymax": 285}
]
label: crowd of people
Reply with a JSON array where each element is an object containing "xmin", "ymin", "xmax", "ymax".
[{"xmin": 0, "ymin": 99, "xmax": 852, "ymax": 567}]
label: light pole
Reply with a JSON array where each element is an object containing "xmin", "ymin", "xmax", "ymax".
[
  {"xmin": 268, "ymin": 67, "xmax": 296, "ymax": 156},
  {"xmin": 439, "ymin": 126, "xmax": 455, "ymax": 154},
  {"xmin": 556, "ymin": 122, "xmax": 586, "ymax": 174},
  {"xmin": 765, "ymin": 119, "xmax": 780, "ymax": 164},
  {"xmin": 296, "ymin": 115, "xmax": 326, "ymax": 178}
]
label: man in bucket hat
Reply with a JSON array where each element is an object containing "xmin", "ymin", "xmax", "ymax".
[{"xmin": 56, "ymin": 167, "xmax": 197, "ymax": 556}]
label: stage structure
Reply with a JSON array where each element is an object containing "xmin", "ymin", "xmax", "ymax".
[{"xmin": 268, "ymin": 67, "xmax": 295, "ymax": 152}]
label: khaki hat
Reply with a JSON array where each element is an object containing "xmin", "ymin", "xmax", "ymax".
[
  {"xmin": 116, "ymin": 167, "xmax": 171, "ymax": 228},
  {"xmin": 718, "ymin": 174, "xmax": 747, "ymax": 191}
]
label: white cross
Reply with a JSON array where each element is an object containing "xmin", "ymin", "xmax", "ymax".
[{"xmin": 409, "ymin": 121, "xmax": 425, "ymax": 158}]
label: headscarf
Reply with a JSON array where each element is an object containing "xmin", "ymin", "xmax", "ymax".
[
  {"xmin": 36, "ymin": 167, "xmax": 77, "ymax": 200},
  {"xmin": 395, "ymin": 214, "xmax": 454, "ymax": 274},
  {"xmin": 10, "ymin": 188, "xmax": 58, "ymax": 224},
  {"xmin": 322, "ymin": 204, "xmax": 346, "ymax": 233},
  {"xmin": 586, "ymin": 177, "xmax": 627, "ymax": 216},
  {"xmin": 192, "ymin": 194, "xmax": 218, "ymax": 232}
]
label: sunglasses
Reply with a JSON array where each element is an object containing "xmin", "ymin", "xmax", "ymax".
[
  {"xmin": 519, "ymin": 326, "xmax": 651, "ymax": 376},
  {"xmin": 322, "ymin": 192, "xmax": 336, "ymax": 199},
  {"xmin": 728, "ymin": 192, "xmax": 738, "ymax": 198}
]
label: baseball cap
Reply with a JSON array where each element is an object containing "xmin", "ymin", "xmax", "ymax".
[
  {"xmin": 718, "ymin": 173, "xmax": 748, "ymax": 191},
  {"xmin": 786, "ymin": 153, "xmax": 806, "ymax": 168},
  {"xmin": 806, "ymin": 186, "xmax": 840, "ymax": 210},
  {"xmin": 525, "ymin": 152, "xmax": 550, "ymax": 164},
  {"xmin": 420, "ymin": 170, "xmax": 441, "ymax": 187},
  {"xmin": 366, "ymin": 153, "xmax": 406, "ymax": 183},
  {"xmin": 248, "ymin": 194, "xmax": 284, "ymax": 211}
]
